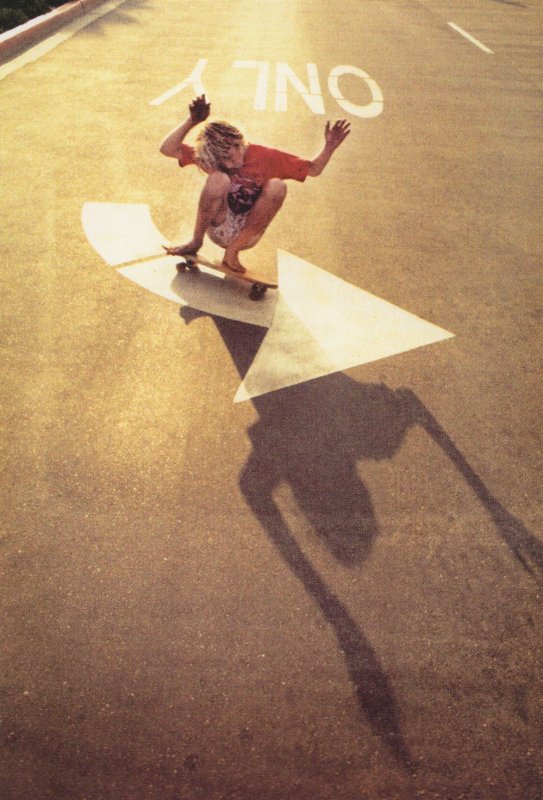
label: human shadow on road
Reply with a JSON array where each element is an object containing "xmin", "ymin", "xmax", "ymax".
[
  {"xmin": 181, "ymin": 311, "xmax": 542, "ymax": 765},
  {"xmin": 208, "ymin": 315, "xmax": 414, "ymax": 766}
]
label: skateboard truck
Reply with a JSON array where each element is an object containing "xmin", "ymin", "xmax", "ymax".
[{"xmin": 177, "ymin": 256, "xmax": 200, "ymax": 273}]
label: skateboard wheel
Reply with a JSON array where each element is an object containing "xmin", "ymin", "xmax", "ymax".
[
  {"xmin": 250, "ymin": 283, "xmax": 267, "ymax": 301},
  {"xmin": 177, "ymin": 260, "xmax": 199, "ymax": 273}
]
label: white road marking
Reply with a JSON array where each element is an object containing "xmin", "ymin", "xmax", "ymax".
[
  {"xmin": 81, "ymin": 203, "xmax": 454, "ymax": 400},
  {"xmin": 82, "ymin": 202, "xmax": 168, "ymax": 266},
  {"xmin": 234, "ymin": 60, "xmax": 270, "ymax": 110},
  {"xmin": 234, "ymin": 292, "xmax": 337, "ymax": 402},
  {"xmin": 149, "ymin": 58, "xmax": 208, "ymax": 107},
  {"xmin": 151, "ymin": 60, "xmax": 384, "ymax": 118},
  {"xmin": 234, "ymin": 251, "xmax": 454, "ymax": 401},
  {"xmin": 447, "ymin": 22, "xmax": 494, "ymax": 54},
  {"xmin": 0, "ymin": 0, "xmax": 129, "ymax": 81},
  {"xmin": 328, "ymin": 65, "xmax": 384, "ymax": 118},
  {"xmin": 275, "ymin": 62, "xmax": 325, "ymax": 115}
]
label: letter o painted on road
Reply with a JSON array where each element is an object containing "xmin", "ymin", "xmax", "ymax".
[{"xmin": 328, "ymin": 65, "xmax": 383, "ymax": 118}]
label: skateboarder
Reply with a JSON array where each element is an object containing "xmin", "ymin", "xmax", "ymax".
[{"xmin": 160, "ymin": 95, "xmax": 350, "ymax": 273}]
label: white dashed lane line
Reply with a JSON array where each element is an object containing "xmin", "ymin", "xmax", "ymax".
[{"xmin": 448, "ymin": 22, "xmax": 494, "ymax": 54}]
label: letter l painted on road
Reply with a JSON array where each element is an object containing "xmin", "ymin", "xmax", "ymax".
[{"xmin": 234, "ymin": 61, "xmax": 270, "ymax": 110}]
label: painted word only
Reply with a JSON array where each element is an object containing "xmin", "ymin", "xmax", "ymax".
[{"xmin": 150, "ymin": 59, "xmax": 384, "ymax": 119}]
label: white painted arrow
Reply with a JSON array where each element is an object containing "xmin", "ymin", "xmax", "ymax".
[
  {"xmin": 82, "ymin": 202, "xmax": 168, "ymax": 266},
  {"xmin": 235, "ymin": 251, "xmax": 454, "ymax": 400},
  {"xmin": 82, "ymin": 202, "xmax": 454, "ymax": 401}
]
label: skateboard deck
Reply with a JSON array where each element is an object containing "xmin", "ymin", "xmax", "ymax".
[{"xmin": 176, "ymin": 253, "xmax": 278, "ymax": 300}]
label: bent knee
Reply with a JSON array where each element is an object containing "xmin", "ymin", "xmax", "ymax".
[
  {"xmin": 265, "ymin": 178, "xmax": 288, "ymax": 205},
  {"xmin": 204, "ymin": 170, "xmax": 231, "ymax": 196}
]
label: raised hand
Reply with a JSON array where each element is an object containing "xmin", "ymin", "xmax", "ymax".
[
  {"xmin": 189, "ymin": 94, "xmax": 211, "ymax": 124},
  {"xmin": 325, "ymin": 119, "xmax": 351, "ymax": 150}
]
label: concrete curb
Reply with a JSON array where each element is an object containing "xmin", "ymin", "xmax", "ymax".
[{"xmin": 0, "ymin": 0, "xmax": 110, "ymax": 61}]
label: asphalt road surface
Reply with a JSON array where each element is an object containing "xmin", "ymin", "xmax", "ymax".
[{"xmin": 1, "ymin": 1, "xmax": 542, "ymax": 799}]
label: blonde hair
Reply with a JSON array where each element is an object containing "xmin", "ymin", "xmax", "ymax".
[{"xmin": 195, "ymin": 121, "xmax": 246, "ymax": 171}]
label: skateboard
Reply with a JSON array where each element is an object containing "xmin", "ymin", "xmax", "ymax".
[{"xmin": 175, "ymin": 253, "xmax": 277, "ymax": 301}]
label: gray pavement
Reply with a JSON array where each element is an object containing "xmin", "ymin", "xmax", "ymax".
[{"xmin": 1, "ymin": 1, "xmax": 542, "ymax": 799}]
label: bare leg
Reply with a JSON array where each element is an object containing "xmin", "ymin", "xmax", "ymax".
[
  {"xmin": 163, "ymin": 171, "xmax": 230, "ymax": 256},
  {"xmin": 223, "ymin": 179, "xmax": 287, "ymax": 272}
]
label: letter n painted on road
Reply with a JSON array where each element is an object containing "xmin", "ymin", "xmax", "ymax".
[{"xmin": 275, "ymin": 62, "xmax": 325, "ymax": 115}]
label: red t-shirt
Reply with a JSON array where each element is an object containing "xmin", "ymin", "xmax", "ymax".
[{"xmin": 178, "ymin": 143, "xmax": 311, "ymax": 214}]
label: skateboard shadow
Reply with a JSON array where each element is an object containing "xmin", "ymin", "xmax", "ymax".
[
  {"xmin": 171, "ymin": 267, "xmax": 277, "ymax": 328},
  {"xmin": 181, "ymin": 310, "xmax": 542, "ymax": 767}
]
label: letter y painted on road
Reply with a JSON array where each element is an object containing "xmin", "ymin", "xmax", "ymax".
[{"xmin": 150, "ymin": 59, "xmax": 208, "ymax": 106}]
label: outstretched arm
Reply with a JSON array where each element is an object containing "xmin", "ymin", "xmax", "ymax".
[
  {"xmin": 307, "ymin": 119, "xmax": 351, "ymax": 177},
  {"xmin": 159, "ymin": 94, "xmax": 211, "ymax": 158}
]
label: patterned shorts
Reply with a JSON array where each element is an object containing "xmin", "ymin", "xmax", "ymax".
[{"xmin": 207, "ymin": 207, "xmax": 249, "ymax": 248}]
